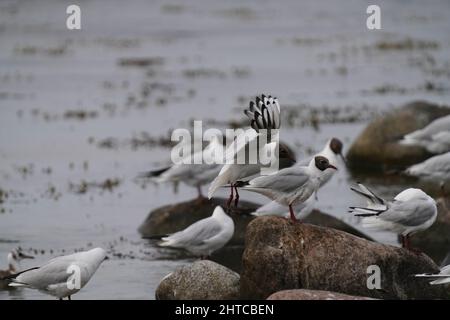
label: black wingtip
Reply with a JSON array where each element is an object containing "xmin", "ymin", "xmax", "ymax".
[{"xmin": 234, "ymin": 180, "xmax": 249, "ymax": 188}]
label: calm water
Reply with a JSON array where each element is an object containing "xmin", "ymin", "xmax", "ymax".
[{"xmin": 1, "ymin": 0, "xmax": 450, "ymax": 299}]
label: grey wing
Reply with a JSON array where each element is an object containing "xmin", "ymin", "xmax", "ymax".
[
  {"xmin": 15, "ymin": 258, "xmax": 74, "ymax": 289},
  {"xmin": 379, "ymin": 200, "xmax": 435, "ymax": 227},
  {"xmin": 411, "ymin": 115, "xmax": 450, "ymax": 140},
  {"xmin": 248, "ymin": 167, "xmax": 310, "ymax": 193},
  {"xmin": 165, "ymin": 217, "xmax": 223, "ymax": 246}
]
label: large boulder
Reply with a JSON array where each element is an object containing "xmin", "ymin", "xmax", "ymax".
[
  {"xmin": 155, "ymin": 260, "xmax": 240, "ymax": 300},
  {"xmin": 267, "ymin": 289, "xmax": 375, "ymax": 300},
  {"xmin": 347, "ymin": 101, "xmax": 450, "ymax": 172},
  {"xmin": 240, "ymin": 216, "xmax": 450, "ymax": 300}
]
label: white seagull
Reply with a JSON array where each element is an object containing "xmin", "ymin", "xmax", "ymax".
[
  {"xmin": 0, "ymin": 249, "xmax": 34, "ymax": 289},
  {"xmin": 252, "ymin": 138, "xmax": 344, "ymax": 219},
  {"xmin": 3, "ymin": 248, "xmax": 107, "ymax": 300},
  {"xmin": 237, "ymin": 155, "xmax": 337, "ymax": 222},
  {"xmin": 208, "ymin": 94, "xmax": 296, "ymax": 207},
  {"xmin": 405, "ymin": 152, "xmax": 450, "ymax": 182},
  {"xmin": 158, "ymin": 206, "xmax": 234, "ymax": 258},
  {"xmin": 349, "ymin": 184, "xmax": 437, "ymax": 251},
  {"xmin": 140, "ymin": 135, "xmax": 225, "ymax": 199},
  {"xmin": 414, "ymin": 265, "xmax": 450, "ymax": 285},
  {"xmin": 400, "ymin": 114, "xmax": 450, "ymax": 154}
]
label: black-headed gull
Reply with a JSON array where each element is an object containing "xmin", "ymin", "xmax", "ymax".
[
  {"xmin": 3, "ymin": 248, "xmax": 107, "ymax": 300},
  {"xmin": 349, "ymin": 184, "xmax": 437, "ymax": 251},
  {"xmin": 400, "ymin": 114, "xmax": 450, "ymax": 154},
  {"xmin": 414, "ymin": 265, "xmax": 450, "ymax": 285},
  {"xmin": 140, "ymin": 135, "xmax": 225, "ymax": 198},
  {"xmin": 208, "ymin": 95, "xmax": 296, "ymax": 207},
  {"xmin": 237, "ymin": 156, "xmax": 337, "ymax": 222},
  {"xmin": 0, "ymin": 249, "xmax": 34, "ymax": 289},
  {"xmin": 158, "ymin": 206, "xmax": 234, "ymax": 258},
  {"xmin": 252, "ymin": 138, "xmax": 345, "ymax": 219}
]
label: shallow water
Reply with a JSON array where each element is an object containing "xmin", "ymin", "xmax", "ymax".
[{"xmin": 1, "ymin": 0, "xmax": 450, "ymax": 299}]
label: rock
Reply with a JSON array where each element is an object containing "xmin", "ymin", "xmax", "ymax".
[
  {"xmin": 412, "ymin": 199, "xmax": 450, "ymax": 263},
  {"xmin": 155, "ymin": 260, "xmax": 240, "ymax": 300},
  {"xmin": 240, "ymin": 216, "xmax": 450, "ymax": 299},
  {"xmin": 267, "ymin": 289, "xmax": 375, "ymax": 300},
  {"xmin": 347, "ymin": 101, "xmax": 450, "ymax": 172}
]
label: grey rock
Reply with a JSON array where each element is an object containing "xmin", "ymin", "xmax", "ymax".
[
  {"xmin": 155, "ymin": 260, "xmax": 240, "ymax": 300},
  {"xmin": 240, "ymin": 216, "xmax": 450, "ymax": 300}
]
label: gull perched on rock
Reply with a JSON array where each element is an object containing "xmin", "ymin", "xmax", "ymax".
[
  {"xmin": 414, "ymin": 265, "xmax": 450, "ymax": 285},
  {"xmin": 237, "ymin": 156, "xmax": 337, "ymax": 222},
  {"xmin": 0, "ymin": 249, "xmax": 34, "ymax": 289},
  {"xmin": 158, "ymin": 206, "xmax": 234, "ymax": 258},
  {"xmin": 400, "ymin": 114, "xmax": 450, "ymax": 154},
  {"xmin": 208, "ymin": 95, "xmax": 296, "ymax": 207},
  {"xmin": 2, "ymin": 248, "xmax": 107, "ymax": 300},
  {"xmin": 252, "ymin": 138, "xmax": 345, "ymax": 219},
  {"xmin": 349, "ymin": 184, "xmax": 437, "ymax": 251}
]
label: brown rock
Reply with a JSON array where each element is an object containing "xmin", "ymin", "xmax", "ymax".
[
  {"xmin": 267, "ymin": 289, "xmax": 375, "ymax": 300},
  {"xmin": 240, "ymin": 216, "xmax": 450, "ymax": 300},
  {"xmin": 155, "ymin": 260, "xmax": 240, "ymax": 300},
  {"xmin": 347, "ymin": 101, "xmax": 450, "ymax": 172}
]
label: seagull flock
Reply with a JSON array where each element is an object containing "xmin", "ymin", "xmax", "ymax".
[{"xmin": 1, "ymin": 95, "xmax": 449, "ymax": 299}]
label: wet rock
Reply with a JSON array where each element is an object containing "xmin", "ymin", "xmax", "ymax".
[
  {"xmin": 412, "ymin": 199, "xmax": 450, "ymax": 262},
  {"xmin": 267, "ymin": 289, "xmax": 375, "ymax": 300},
  {"xmin": 155, "ymin": 260, "xmax": 240, "ymax": 300},
  {"xmin": 347, "ymin": 101, "xmax": 450, "ymax": 172},
  {"xmin": 240, "ymin": 216, "xmax": 450, "ymax": 299}
]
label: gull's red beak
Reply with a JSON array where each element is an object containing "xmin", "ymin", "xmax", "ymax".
[{"xmin": 327, "ymin": 164, "xmax": 338, "ymax": 170}]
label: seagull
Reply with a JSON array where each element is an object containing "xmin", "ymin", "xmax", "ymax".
[
  {"xmin": 400, "ymin": 114, "xmax": 450, "ymax": 154},
  {"xmin": 405, "ymin": 152, "xmax": 450, "ymax": 182},
  {"xmin": 349, "ymin": 184, "xmax": 437, "ymax": 251},
  {"xmin": 2, "ymin": 248, "xmax": 107, "ymax": 300},
  {"xmin": 414, "ymin": 265, "xmax": 450, "ymax": 285},
  {"xmin": 251, "ymin": 194, "xmax": 316, "ymax": 220},
  {"xmin": 158, "ymin": 206, "xmax": 234, "ymax": 258},
  {"xmin": 236, "ymin": 156, "xmax": 337, "ymax": 222},
  {"xmin": 0, "ymin": 249, "xmax": 34, "ymax": 289},
  {"xmin": 140, "ymin": 135, "xmax": 225, "ymax": 199},
  {"xmin": 208, "ymin": 94, "xmax": 296, "ymax": 207}
]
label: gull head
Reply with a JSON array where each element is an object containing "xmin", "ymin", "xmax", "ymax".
[
  {"xmin": 314, "ymin": 156, "xmax": 338, "ymax": 172},
  {"xmin": 329, "ymin": 137, "xmax": 347, "ymax": 165}
]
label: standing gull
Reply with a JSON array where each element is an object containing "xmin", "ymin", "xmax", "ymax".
[
  {"xmin": 158, "ymin": 206, "xmax": 234, "ymax": 258},
  {"xmin": 3, "ymin": 247, "xmax": 107, "ymax": 300},
  {"xmin": 252, "ymin": 138, "xmax": 345, "ymax": 219},
  {"xmin": 237, "ymin": 156, "xmax": 337, "ymax": 222},
  {"xmin": 208, "ymin": 94, "xmax": 296, "ymax": 207},
  {"xmin": 0, "ymin": 249, "xmax": 34, "ymax": 289},
  {"xmin": 400, "ymin": 114, "xmax": 450, "ymax": 154},
  {"xmin": 349, "ymin": 184, "xmax": 437, "ymax": 251}
]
